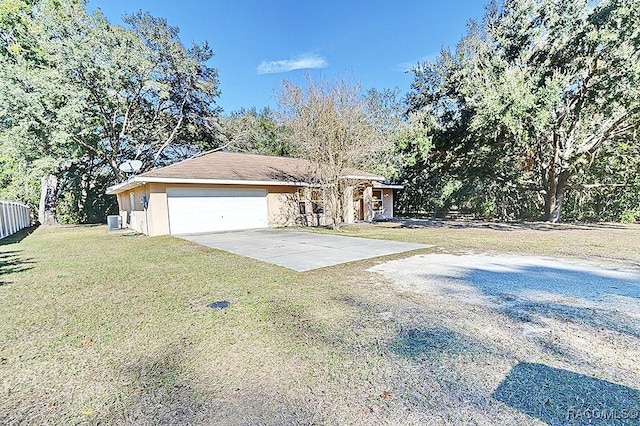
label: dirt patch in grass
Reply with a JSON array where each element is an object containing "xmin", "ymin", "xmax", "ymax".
[
  {"xmin": 369, "ymin": 251, "xmax": 640, "ymax": 424},
  {"xmin": 1, "ymin": 223, "xmax": 639, "ymax": 424}
]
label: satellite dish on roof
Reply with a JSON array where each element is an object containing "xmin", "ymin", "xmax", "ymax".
[{"xmin": 118, "ymin": 159, "xmax": 143, "ymax": 174}]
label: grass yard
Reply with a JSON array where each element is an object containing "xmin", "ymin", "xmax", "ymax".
[
  {"xmin": 1, "ymin": 222, "xmax": 639, "ymax": 425},
  {"xmin": 314, "ymin": 219, "xmax": 640, "ymax": 267}
]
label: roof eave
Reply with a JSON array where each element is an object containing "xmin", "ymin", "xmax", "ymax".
[
  {"xmin": 106, "ymin": 178, "xmax": 145, "ymax": 195},
  {"xmin": 372, "ymin": 181, "xmax": 404, "ymax": 189},
  {"xmin": 106, "ymin": 174, "xmax": 389, "ymax": 195},
  {"xmin": 340, "ymin": 174, "xmax": 386, "ymax": 181},
  {"xmin": 105, "ymin": 176, "xmax": 317, "ymax": 194}
]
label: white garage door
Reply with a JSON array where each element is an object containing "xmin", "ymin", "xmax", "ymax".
[{"xmin": 167, "ymin": 188, "xmax": 268, "ymax": 235}]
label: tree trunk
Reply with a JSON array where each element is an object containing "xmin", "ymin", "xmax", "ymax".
[
  {"xmin": 328, "ymin": 185, "xmax": 342, "ymax": 229},
  {"xmin": 38, "ymin": 174, "xmax": 59, "ymax": 226},
  {"xmin": 543, "ymin": 170, "xmax": 570, "ymax": 223},
  {"xmin": 324, "ymin": 175, "xmax": 343, "ymax": 229}
]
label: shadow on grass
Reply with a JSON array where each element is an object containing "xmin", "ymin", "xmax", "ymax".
[
  {"xmin": 107, "ymin": 342, "xmax": 211, "ymax": 424},
  {"xmin": 0, "ymin": 226, "xmax": 38, "ymax": 285},
  {"xmin": 0, "ymin": 226, "xmax": 38, "ymax": 246},
  {"xmin": 110, "ymin": 334, "xmax": 323, "ymax": 424},
  {"xmin": 494, "ymin": 362, "xmax": 640, "ymax": 425},
  {"xmin": 0, "ymin": 250, "xmax": 35, "ymax": 285},
  {"xmin": 332, "ymin": 293, "xmax": 496, "ymax": 361},
  {"xmin": 390, "ymin": 326, "xmax": 491, "ymax": 361},
  {"xmin": 59, "ymin": 223, "xmax": 103, "ymax": 229}
]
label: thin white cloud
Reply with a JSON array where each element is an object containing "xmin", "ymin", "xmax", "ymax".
[
  {"xmin": 257, "ymin": 54, "xmax": 328, "ymax": 74},
  {"xmin": 395, "ymin": 54, "xmax": 439, "ymax": 73}
]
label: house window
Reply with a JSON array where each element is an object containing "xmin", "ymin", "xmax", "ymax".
[
  {"xmin": 297, "ymin": 188, "xmax": 307, "ymax": 215},
  {"xmin": 372, "ymin": 190, "xmax": 383, "ymax": 211},
  {"xmin": 311, "ymin": 189, "xmax": 324, "ymax": 214}
]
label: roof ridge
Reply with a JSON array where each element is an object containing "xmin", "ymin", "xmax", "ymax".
[
  {"xmin": 108, "ymin": 151, "xmax": 388, "ymax": 195},
  {"xmin": 135, "ymin": 151, "xmax": 383, "ymax": 183},
  {"xmin": 139, "ymin": 151, "xmax": 310, "ymax": 178}
]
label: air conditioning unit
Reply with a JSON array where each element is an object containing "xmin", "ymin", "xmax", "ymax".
[{"xmin": 107, "ymin": 215, "xmax": 122, "ymax": 231}]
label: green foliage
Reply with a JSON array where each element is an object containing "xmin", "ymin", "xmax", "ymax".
[
  {"xmin": 0, "ymin": 0, "xmax": 222, "ymax": 223},
  {"xmin": 560, "ymin": 137, "xmax": 640, "ymax": 221},
  {"xmin": 620, "ymin": 209, "xmax": 640, "ymax": 224},
  {"xmin": 52, "ymin": 154, "xmax": 123, "ymax": 224},
  {"xmin": 223, "ymin": 107, "xmax": 291, "ymax": 156},
  {"xmin": 363, "ymin": 87, "xmax": 406, "ymax": 181},
  {"xmin": 402, "ymin": 0, "xmax": 640, "ymax": 222},
  {"xmin": 0, "ymin": 0, "xmax": 42, "ymax": 63}
]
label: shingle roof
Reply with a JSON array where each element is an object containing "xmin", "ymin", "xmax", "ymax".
[{"xmin": 138, "ymin": 151, "xmax": 384, "ymax": 183}]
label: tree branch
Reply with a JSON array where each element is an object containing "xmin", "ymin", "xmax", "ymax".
[{"xmin": 152, "ymin": 94, "xmax": 188, "ymax": 164}]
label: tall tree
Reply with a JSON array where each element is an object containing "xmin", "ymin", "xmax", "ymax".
[
  {"xmin": 278, "ymin": 75, "xmax": 395, "ymax": 228},
  {"xmin": 222, "ymin": 107, "xmax": 290, "ymax": 156},
  {"xmin": 407, "ymin": 0, "xmax": 640, "ymax": 222},
  {"xmin": 0, "ymin": 0, "xmax": 64, "ymax": 217},
  {"xmin": 0, "ymin": 0, "xmax": 223, "ymax": 223},
  {"xmin": 364, "ymin": 87, "xmax": 408, "ymax": 182}
]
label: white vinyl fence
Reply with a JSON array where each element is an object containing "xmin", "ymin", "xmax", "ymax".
[{"xmin": 0, "ymin": 201, "xmax": 31, "ymax": 239}]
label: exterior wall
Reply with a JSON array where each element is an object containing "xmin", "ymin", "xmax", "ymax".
[
  {"xmin": 129, "ymin": 185, "xmax": 150, "ymax": 234},
  {"xmin": 296, "ymin": 188, "xmax": 334, "ymax": 227},
  {"xmin": 367, "ymin": 187, "xmax": 394, "ymax": 221},
  {"xmin": 377, "ymin": 189, "xmax": 394, "ymax": 220},
  {"xmin": 114, "ymin": 182, "xmax": 305, "ymax": 235},
  {"xmin": 342, "ymin": 185, "xmax": 355, "ymax": 224},
  {"xmin": 114, "ymin": 184, "xmax": 150, "ymax": 234},
  {"xmin": 147, "ymin": 183, "xmax": 170, "ymax": 236},
  {"xmin": 112, "ymin": 181, "xmax": 395, "ymax": 235},
  {"xmin": 353, "ymin": 188, "xmax": 363, "ymax": 221},
  {"xmin": 266, "ymin": 186, "xmax": 299, "ymax": 227},
  {"xmin": 117, "ymin": 192, "xmax": 128, "ymax": 227},
  {"xmin": 363, "ymin": 186, "xmax": 374, "ymax": 222}
]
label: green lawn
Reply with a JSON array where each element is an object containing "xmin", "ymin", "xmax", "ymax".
[{"xmin": 1, "ymin": 223, "xmax": 639, "ymax": 424}]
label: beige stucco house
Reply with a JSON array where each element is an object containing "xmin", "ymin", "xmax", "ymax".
[{"xmin": 106, "ymin": 152, "xmax": 402, "ymax": 236}]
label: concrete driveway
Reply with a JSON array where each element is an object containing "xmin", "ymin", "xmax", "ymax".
[{"xmin": 179, "ymin": 228, "xmax": 431, "ymax": 272}]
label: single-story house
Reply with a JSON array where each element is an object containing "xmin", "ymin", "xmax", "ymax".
[{"xmin": 106, "ymin": 152, "xmax": 402, "ymax": 236}]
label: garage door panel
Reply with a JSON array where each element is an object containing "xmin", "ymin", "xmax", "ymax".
[{"xmin": 167, "ymin": 188, "xmax": 268, "ymax": 235}]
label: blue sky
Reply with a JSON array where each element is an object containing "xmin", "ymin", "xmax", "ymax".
[{"xmin": 87, "ymin": 1, "xmax": 487, "ymax": 114}]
